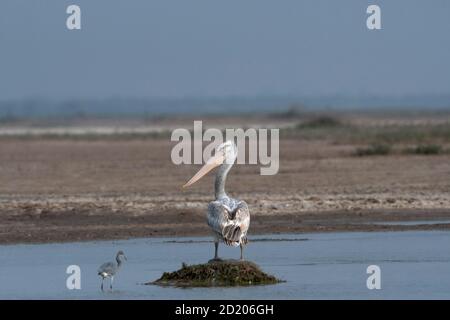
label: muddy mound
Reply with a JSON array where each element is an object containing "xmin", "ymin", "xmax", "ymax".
[{"xmin": 149, "ymin": 259, "xmax": 281, "ymax": 287}]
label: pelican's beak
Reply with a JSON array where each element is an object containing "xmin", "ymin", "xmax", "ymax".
[{"xmin": 182, "ymin": 153, "xmax": 225, "ymax": 188}]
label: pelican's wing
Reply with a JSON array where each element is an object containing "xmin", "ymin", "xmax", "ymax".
[
  {"xmin": 222, "ymin": 201, "xmax": 250, "ymax": 244},
  {"xmin": 234, "ymin": 201, "xmax": 250, "ymax": 236},
  {"xmin": 207, "ymin": 201, "xmax": 230, "ymax": 235},
  {"xmin": 207, "ymin": 200, "xmax": 250, "ymax": 245}
]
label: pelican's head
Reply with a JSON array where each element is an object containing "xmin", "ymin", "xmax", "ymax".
[
  {"xmin": 116, "ymin": 250, "xmax": 127, "ymax": 261},
  {"xmin": 182, "ymin": 140, "xmax": 237, "ymax": 188},
  {"xmin": 216, "ymin": 140, "xmax": 238, "ymax": 165}
]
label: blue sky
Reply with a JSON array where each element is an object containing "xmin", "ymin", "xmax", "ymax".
[{"xmin": 0, "ymin": 0, "xmax": 449, "ymax": 101}]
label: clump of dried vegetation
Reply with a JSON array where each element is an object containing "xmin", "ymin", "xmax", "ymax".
[{"xmin": 150, "ymin": 260, "xmax": 281, "ymax": 287}]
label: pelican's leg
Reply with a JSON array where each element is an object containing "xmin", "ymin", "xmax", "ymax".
[
  {"xmin": 110, "ymin": 276, "xmax": 114, "ymax": 290},
  {"xmin": 240, "ymin": 243, "xmax": 244, "ymax": 260},
  {"xmin": 101, "ymin": 278, "xmax": 104, "ymax": 292},
  {"xmin": 214, "ymin": 241, "xmax": 219, "ymax": 259}
]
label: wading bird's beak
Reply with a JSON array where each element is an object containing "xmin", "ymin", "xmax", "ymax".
[
  {"xmin": 124, "ymin": 255, "xmax": 128, "ymax": 261},
  {"xmin": 182, "ymin": 153, "xmax": 225, "ymax": 188}
]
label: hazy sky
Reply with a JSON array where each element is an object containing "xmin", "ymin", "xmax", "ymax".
[{"xmin": 0, "ymin": 0, "xmax": 449, "ymax": 100}]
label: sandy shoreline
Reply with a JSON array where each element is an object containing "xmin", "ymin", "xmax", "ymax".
[{"xmin": 1, "ymin": 194, "xmax": 450, "ymax": 244}]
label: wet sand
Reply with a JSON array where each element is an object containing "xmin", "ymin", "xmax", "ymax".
[{"xmin": 1, "ymin": 114, "xmax": 450, "ymax": 244}]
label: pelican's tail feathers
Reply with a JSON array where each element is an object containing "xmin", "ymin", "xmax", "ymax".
[{"xmin": 222, "ymin": 224, "xmax": 241, "ymax": 246}]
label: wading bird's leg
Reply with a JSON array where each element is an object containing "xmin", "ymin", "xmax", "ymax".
[
  {"xmin": 214, "ymin": 241, "xmax": 219, "ymax": 259},
  {"xmin": 110, "ymin": 276, "xmax": 114, "ymax": 290},
  {"xmin": 101, "ymin": 279, "xmax": 104, "ymax": 291},
  {"xmin": 240, "ymin": 243, "xmax": 244, "ymax": 260}
]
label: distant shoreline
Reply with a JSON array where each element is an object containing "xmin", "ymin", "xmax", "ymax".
[
  {"xmin": 1, "ymin": 207, "xmax": 450, "ymax": 245},
  {"xmin": 1, "ymin": 97, "xmax": 450, "ymax": 121}
]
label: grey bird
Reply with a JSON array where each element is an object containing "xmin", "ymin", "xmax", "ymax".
[
  {"xmin": 97, "ymin": 250, "xmax": 127, "ymax": 291},
  {"xmin": 183, "ymin": 141, "xmax": 250, "ymax": 260}
]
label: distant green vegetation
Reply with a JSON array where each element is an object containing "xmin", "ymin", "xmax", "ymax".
[
  {"xmin": 353, "ymin": 143, "xmax": 448, "ymax": 157},
  {"xmin": 355, "ymin": 143, "xmax": 392, "ymax": 156},
  {"xmin": 405, "ymin": 144, "xmax": 443, "ymax": 155},
  {"xmin": 281, "ymin": 114, "xmax": 450, "ymax": 157},
  {"xmin": 296, "ymin": 116, "xmax": 342, "ymax": 129},
  {"xmin": 282, "ymin": 116, "xmax": 450, "ymax": 145},
  {"xmin": 271, "ymin": 105, "xmax": 305, "ymax": 119}
]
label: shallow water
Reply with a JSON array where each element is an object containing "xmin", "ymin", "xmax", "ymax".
[
  {"xmin": 1, "ymin": 231, "xmax": 450, "ymax": 299},
  {"xmin": 368, "ymin": 220, "xmax": 450, "ymax": 226}
]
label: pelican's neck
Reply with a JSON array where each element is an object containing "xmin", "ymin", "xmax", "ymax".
[{"xmin": 214, "ymin": 161, "xmax": 233, "ymax": 200}]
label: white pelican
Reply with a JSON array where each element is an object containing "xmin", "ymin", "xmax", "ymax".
[{"xmin": 183, "ymin": 141, "xmax": 250, "ymax": 260}]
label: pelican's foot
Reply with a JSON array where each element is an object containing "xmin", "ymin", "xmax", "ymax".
[{"xmin": 208, "ymin": 258, "xmax": 223, "ymax": 263}]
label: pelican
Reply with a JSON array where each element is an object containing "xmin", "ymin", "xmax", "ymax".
[{"xmin": 183, "ymin": 141, "xmax": 250, "ymax": 260}]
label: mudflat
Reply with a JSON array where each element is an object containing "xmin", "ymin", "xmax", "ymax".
[{"xmin": 1, "ymin": 113, "xmax": 450, "ymax": 244}]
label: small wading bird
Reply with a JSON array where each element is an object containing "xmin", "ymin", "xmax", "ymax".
[
  {"xmin": 183, "ymin": 141, "xmax": 250, "ymax": 260},
  {"xmin": 97, "ymin": 250, "xmax": 127, "ymax": 291}
]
